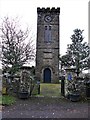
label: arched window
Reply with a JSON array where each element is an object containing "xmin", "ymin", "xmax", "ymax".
[{"xmin": 44, "ymin": 26, "xmax": 51, "ymax": 42}]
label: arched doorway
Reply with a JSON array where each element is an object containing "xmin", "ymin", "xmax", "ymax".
[{"xmin": 43, "ymin": 68, "xmax": 51, "ymax": 83}]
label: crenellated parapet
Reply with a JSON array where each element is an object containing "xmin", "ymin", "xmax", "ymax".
[{"xmin": 37, "ymin": 7, "xmax": 60, "ymax": 14}]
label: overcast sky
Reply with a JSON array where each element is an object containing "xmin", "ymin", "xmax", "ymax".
[{"xmin": 0, "ymin": 0, "xmax": 89, "ymax": 67}]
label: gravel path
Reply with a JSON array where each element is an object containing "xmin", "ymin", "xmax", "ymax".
[{"xmin": 2, "ymin": 97, "xmax": 89, "ymax": 119}]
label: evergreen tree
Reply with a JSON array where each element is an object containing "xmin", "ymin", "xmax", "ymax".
[{"xmin": 60, "ymin": 29, "xmax": 90, "ymax": 76}]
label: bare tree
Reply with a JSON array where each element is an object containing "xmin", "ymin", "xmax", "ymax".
[{"xmin": 0, "ymin": 17, "xmax": 35, "ymax": 76}]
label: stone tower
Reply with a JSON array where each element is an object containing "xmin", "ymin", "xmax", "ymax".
[{"xmin": 36, "ymin": 7, "xmax": 60, "ymax": 83}]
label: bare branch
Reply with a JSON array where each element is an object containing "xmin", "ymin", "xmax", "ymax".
[{"xmin": 0, "ymin": 16, "xmax": 35, "ymax": 75}]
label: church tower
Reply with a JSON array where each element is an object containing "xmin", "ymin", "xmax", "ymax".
[{"xmin": 36, "ymin": 7, "xmax": 60, "ymax": 83}]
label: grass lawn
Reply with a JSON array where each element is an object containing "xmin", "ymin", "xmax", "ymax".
[
  {"xmin": 39, "ymin": 83, "xmax": 61, "ymax": 97},
  {"xmin": 0, "ymin": 95, "xmax": 16, "ymax": 105}
]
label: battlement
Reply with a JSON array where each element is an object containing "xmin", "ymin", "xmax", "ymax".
[{"xmin": 37, "ymin": 7, "xmax": 60, "ymax": 14}]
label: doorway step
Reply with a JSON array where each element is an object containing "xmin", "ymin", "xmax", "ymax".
[{"xmin": 39, "ymin": 83, "xmax": 61, "ymax": 98}]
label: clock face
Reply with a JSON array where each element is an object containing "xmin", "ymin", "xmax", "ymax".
[{"xmin": 45, "ymin": 15, "xmax": 52, "ymax": 22}]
